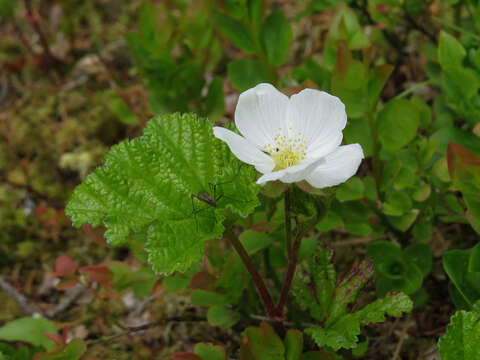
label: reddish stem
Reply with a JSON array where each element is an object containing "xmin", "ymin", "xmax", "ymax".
[
  {"xmin": 226, "ymin": 231, "xmax": 277, "ymax": 320},
  {"xmin": 275, "ymin": 219, "xmax": 302, "ymax": 317},
  {"xmin": 23, "ymin": 0, "xmax": 60, "ymax": 69}
]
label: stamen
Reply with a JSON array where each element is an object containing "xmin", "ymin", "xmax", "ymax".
[{"xmin": 266, "ymin": 127, "xmax": 307, "ymax": 170}]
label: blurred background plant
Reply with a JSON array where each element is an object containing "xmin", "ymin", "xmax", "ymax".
[{"xmin": 0, "ymin": 0, "xmax": 479, "ymax": 359}]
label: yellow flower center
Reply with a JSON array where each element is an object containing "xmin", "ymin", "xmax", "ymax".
[{"xmin": 263, "ymin": 128, "xmax": 307, "ymax": 170}]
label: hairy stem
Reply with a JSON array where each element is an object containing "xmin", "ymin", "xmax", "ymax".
[{"xmin": 226, "ymin": 231, "xmax": 277, "ymax": 319}]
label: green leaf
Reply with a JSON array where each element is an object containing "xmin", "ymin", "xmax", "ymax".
[
  {"xmin": 36, "ymin": 339, "xmax": 87, "ymax": 360},
  {"xmin": 225, "ymin": 0, "xmax": 247, "ymax": 18},
  {"xmin": 194, "ymin": 343, "xmax": 227, "ymax": 360},
  {"xmin": 305, "ymin": 316, "xmax": 360, "ymax": 351},
  {"xmin": 260, "ymin": 10, "xmax": 292, "ymax": 66},
  {"xmin": 444, "ymin": 250, "xmax": 480, "ymax": 307},
  {"xmin": 387, "ymin": 209, "xmax": 419, "ymax": 232},
  {"xmin": 403, "ymin": 243, "xmax": 432, "ymax": 278},
  {"xmin": 438, "ymin": 31, "xmax": 466, "ymax": 69},
  {"xmin": 106, "ymin": 95, "xmax": 138, "ymax": 125},
  {"xmin": 211, "ymin": 10, "xmax": 255, "ymax": 53},
  {"xmin": 376, "ymin": 99, "xmax": 420, "ymax": 151},
  {"xmin": 367, "ymin": 64, "xmax": 393, "ymax": 110},
  {"xmin": 207, "ymin": 305, "xmax": 240, "ymax": 328},
  {"xmin": 0, "ymin": 317, "xmax": 57, "ymax": 350},
  {"xmin": 285, "ymin": 329, "xmax": 303, "ymax": 360},
  {"xmin": 354, "ymin": 292, "xmax": 413, "ymax": 324},
  {"xmin": 327, "ymin": 259, "xmax": 374, "ymax": 324},
  {"xmin": 244, "ymin": 322, "xmax": 285, "ymax": 360},
  {"xmin": 163, "ymin": 273, "xmax": 190, "ymax": 292},
  {"xmin": 191, "ymin": 290, "xmax": 229, "ymax": 307},
  {"xmin": 382, "ymin": 192, "xmax": 413, "ymax": 216},
  {"xmin": 438, "ymin": 310, "xmax": 480, "ymax": 360},
  {"xmin": 315, "ymin": 212, "xmax": 343, "ymax": 232},
  {"xmin": 247, "ymin": 0, "xmax": 264, "ymax": 26},
  {"xmin": 240, "ymin": 230, "xmax": 275, "ymax": 255},
  {"xmin": 335, "ymin": 177, "xmax": 364, "ymax": 202},
  {"xmin": 66, "ymin": 113, "xmax": 260, "ymax": 275},
  {"xmin": 205, "ymin": 77, "xmax": 225, "ymax": 121},
  {"xmin": 306, "ymin": 292, "xmax": 412, "ymax": 351},
  {"xmin": 294, "ymin": 247, "xmax": 336, "ymax": 321},
  {"xmin": 228, "ymin": 59, "xmax": 270, "ymax": 92},
  {"xmin": 0, "ymin": 0, "xmax": 14, "ymax": 18}
]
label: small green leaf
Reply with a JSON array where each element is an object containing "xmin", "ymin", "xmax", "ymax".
[
  {"xmin": 205, "ymin": 77, "xmax": 225, "ymax": 121},
  {"xmin": 444, "ymin": 250, "xmax": 480, "ymax": 307},
  {"xmin": 106, "ymin": 96, "xmax": 138, "ymax": 125},
  {"xmin": 247, "ymin": 0, "xmax": 264, "ymax": 26},
  {"xmin": 316, "ymin": 212, "xmax": 343, "ymax": 232},
  {"xmin": 403, "ymin": 243, "xmax": 432, "ymax": 278},
  {"xmin": 228, "ymin": 59, "xmax": 270, "ymax": 92},
  {"xmin": 294, "ymin": 247, "xmax": 336, "ymax": 321},
  {"xmin": 240, "ymin": 230, "xmax": 275, "ymax": 255},
  {"xmin": 305, "ymin": 316, "xmax": 360, "ymax": 351},
  {"xmin": 211, "ymin": 10, "xmax": 255, "ymax": 53},
  {"xmin": 327, "ymin": 259, "xmax": 374, "ymax": 324},
  {"xmin": 438, "ymin": 31, "xmax": 466, "ymax": 69},
  {"xmin": 260, "ymin": 10, "xmax": 292, "ymax": 66},
  {"xmin": 194, "ymin": 343, "xmax": 227, "ymax": 360},
  {"xmin": 245, "ymin": 322, "xmax": 285, "ymax": 360},
  {"xmin": 207, "ymin": 305, "xmax": 240, "ymax": 328},
  {"xmin": 354, "ymin": 292, "xmax": 413, "ymax": 324},
  {"xmin": 376, "ymin": 99, "xmax": 420, "ymax": 151},
  {"xmin": 284, "ymin": 329, "xmax": 303, "ymax": 360},
  {"xmin": 336, "ymin": 177, "xmax": 364, "ymax": 202},
  {"xmin": 0, "ymin": 317, "xmax": 57, "ymax": 350},
  {"xmin": 438, "ymin": 310, "xmax": 480, "ymax": 360},
  {"xmin": 367, "ymin": 64, "xmax": 394, "ymax": 109},
  {"xmin": 383, "ymin": 192, "xmax": 413, "ymax": 216},
  {"xmin": 191, "ymin": 290, "xmax": 229, "ymax": 307}
]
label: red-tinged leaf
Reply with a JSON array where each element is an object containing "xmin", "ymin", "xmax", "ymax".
[
  {"xmin": 335, "ymin": 40, "xmax": 352, "ymax": 79},
  {"xmin": 250, "ymin": 221, "xmax": 277, "ymax": 233},
  {"xmin": 79, "ymin": 265, "xmax": 114, "ymax": 290},
  {"xmin": 44, "ymin": 333, "xmax": 64, "ymax": 346},
  {"xmin": 54, "ymin": 256, "xmax": 77, "ymax": 276},
  {"xmin": 190, "ymin": 272, "xmax": 216, "ymax": 291},
  {"xmin": 447, "ymin": 142, "xmax": 480, "ymax": 180},
  {"xmin": 239, "ymin": 344, "xmax": 255, "ymax": 360},
  {"xmin": 56, "ymin": 277, "xmax": 79, "ymax": 290},
  {"xmin": 172, "ymin": 352, "xmax": 202, "ymax": 360}
]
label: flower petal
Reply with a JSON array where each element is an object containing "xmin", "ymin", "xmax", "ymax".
[
  {"xmin": 213, "ymin": 127, "xmax": 275, "ymax": 174},
  {"xmin": 305, "ymin": 144, "xmax": 364, "ymax": 188},
  {"xmin": 256, "ymin": 158, "xmax": 324, "ymax": 185},
  {"xmin": 288, "ymin": 89, "xmax": 347, "ymax": 159},
  {"xmin": 235, "ymin": 83, "xmax": 290, "ymax": 149}
]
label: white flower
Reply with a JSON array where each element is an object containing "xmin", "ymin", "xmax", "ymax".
[{"xmin": 213, "ymin": 83, "xmax": 364, "ymax": 187}]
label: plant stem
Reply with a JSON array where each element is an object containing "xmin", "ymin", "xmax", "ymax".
[
  {"xmin": 394, "ymin": 79, "xmax": 433, "ymax": 100},
  {"xmin": 275, "ymin": 188, "xmax": 302, "ymax": 317},
  {"xmin": 367, "ymin": 109, "xmax": 382, "ymax": 198},
  {"xmin": 24, "ymin": 0, "xmax": 59, "ymax": 68},
  {"xmin": 276, "ymin": 226, "xmax": 302, "ymax": 317},
  {"xmin": 284, "ymin": 187, "xmax": 292, "ymax": 254},
  {"xmin": 226, "ymin": 231, "xmax": 277, "ymax": 319}
]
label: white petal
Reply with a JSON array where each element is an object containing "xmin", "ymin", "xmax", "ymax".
[
  {"xmin": 256, "ymin": 158, "xmax": 325, "ymax": 185},
  {"xmin": 305, "ymin": 144, "xmax": 364, "ymax": 188},
  {"xmin": 213, "ymin": 127, "xmax": 275, "ymax": 174},
  {"xmin": 288, "ymin": 89, "xmax": 347, "ymax": 159},
  {"xmin": 235, "ymin": 83, "xmax": 289, "ymax": 149}
]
